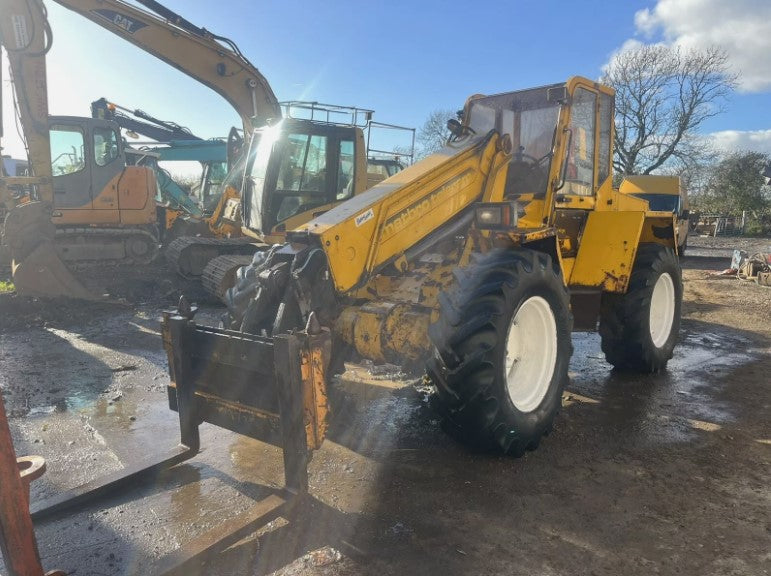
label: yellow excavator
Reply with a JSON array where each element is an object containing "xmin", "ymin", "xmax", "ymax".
[
  {"xmin": 192, "ymin": 101, "xmax": 415, "ymax": 301},
  {"xmin": 166, "ymin": 77, "xmax": 683, "ymax": 457},
  {"xmin": 0, "ymin": 0, "xmax": 279, "ymax": 299}
]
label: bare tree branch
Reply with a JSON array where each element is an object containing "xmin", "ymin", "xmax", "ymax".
[
  {"xmin": 416, "ymin": 108, "xmax": 456, "ymax": 158},
  {"xmin": 602, "ymin": 44, "xmax": 738, "ymax": 176}
]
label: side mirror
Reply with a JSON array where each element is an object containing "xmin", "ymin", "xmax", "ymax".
[
  {"xmin": 681, "ymin": 209, "xmax": 690, "ymax": 219},
  {"xmin": 447, "ymin": 118, "xmax": 463, "ymax": 138}
]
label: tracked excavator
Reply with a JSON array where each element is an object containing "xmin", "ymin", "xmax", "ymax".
[
  {"xmin": 0, "ymin": 0, "xmax": 279, "ymax": 299},
  {"xmin": 164, "ymin": 77, "xmax": 683, "ymax": 458}
]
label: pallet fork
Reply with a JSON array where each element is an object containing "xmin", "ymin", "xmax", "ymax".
[{"xmin": 3, "ymin": 298, "xmax": 330, "ymax": 575}]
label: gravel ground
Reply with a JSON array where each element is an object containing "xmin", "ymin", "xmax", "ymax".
[{"xmin": 0, "ymin": 236, "xmax": 769, "ymax": 576}]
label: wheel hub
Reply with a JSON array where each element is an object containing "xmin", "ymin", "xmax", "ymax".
[
  {"xmin": 649, "ymin": 272, "xmax": 675, "ymax": 348},
  {"xmin": 504, "ymin": 296, "xmax": 557, "ymax": 413}
]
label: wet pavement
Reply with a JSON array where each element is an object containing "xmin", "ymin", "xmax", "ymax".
[{"xmin": 1, "ymin": 252, "xmax": 769, "ymax": 575}]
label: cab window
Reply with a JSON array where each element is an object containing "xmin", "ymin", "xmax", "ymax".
[
  {"xmin": 50, "ymin": 126, "xmax": 86, "ymax": 175},
  {"xmin": 598, "ymin": 92, "xmax": 613, "ymax": 187},
  {"xmin": 277, "ymin": 133, "xmax": 328, "ymax": 192},
  {"xmin": 93, "ymin": 127, "xmax": 120, "ymax": 167},
  {"xmin": 337, "ymin": 139, "xmax": 355, "ymax": 200},
  {"xmin": 565, "ymin": 88, "xmax": 596, "ymax": 196},
  {"xmin": 274, "ymin": 133, "xmax": 329, "ymax": 222}
]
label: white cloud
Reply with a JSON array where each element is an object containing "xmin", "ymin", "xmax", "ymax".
[
  {"xmin": 632, "ymin": 0, "xmax": 771, "ymax": 92},
  {"xmin": 707, "ymin": 130, "xmax": 771, "ymax": 155}
]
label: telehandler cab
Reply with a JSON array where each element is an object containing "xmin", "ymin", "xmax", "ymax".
[{"xmin": 165, "ymin": 77, "xmax": 683, "ymax": 457}]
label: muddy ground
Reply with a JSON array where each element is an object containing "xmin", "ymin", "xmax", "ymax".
[{"xmin": 0, "ymin": 236, "xmax": 769, "ymax": 576}]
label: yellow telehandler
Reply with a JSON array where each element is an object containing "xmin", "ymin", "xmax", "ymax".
[{"xmin": 164, "ymin": 77, "xmax": 683, "ymax": 457}]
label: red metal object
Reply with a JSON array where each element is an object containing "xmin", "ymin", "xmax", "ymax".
[{"xmin": 0, "ymin": 389, "xmax": 64, "ymax": 576}]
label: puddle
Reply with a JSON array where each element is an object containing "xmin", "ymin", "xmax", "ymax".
[{"xmin": 567, "ymin": 327, "xmax": 759, "ymax": 445}]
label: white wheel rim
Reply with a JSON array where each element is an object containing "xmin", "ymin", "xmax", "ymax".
[
  {"xmin": 504, "ymin": 296, "xmax": 558, "ymax": 413},
  {"xmin": 649, "ymin": 272, "xmax": 676, "ymax": 348}
]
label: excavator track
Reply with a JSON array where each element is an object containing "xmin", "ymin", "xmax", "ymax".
[
  {"xmin": 201, "ymin": 254, "xmax": 255, "ymax": 302},
  {"xmin": 165, "ymin": 236, "xmax": 259, "ymax": 278},
  {"xmin": 54, "ymin": 227, "xmax": 159, "ymax": 265}
]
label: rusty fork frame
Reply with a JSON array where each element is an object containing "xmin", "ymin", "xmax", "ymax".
[
  {"xmin": 0, "ymin": 388, "xmax": 65, "ymax": 576},
  {"xmin": 9, "ymin": 300, "xmax": 330, "ymax": 575}
]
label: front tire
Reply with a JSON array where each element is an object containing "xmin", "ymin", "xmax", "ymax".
[
  {"xmin": 427, "ymin": 249, "xmax": 573, "ymax": 456},
  {"xmin": 599, "ymin": 243, "xmax": 682, "ymax": 372}
]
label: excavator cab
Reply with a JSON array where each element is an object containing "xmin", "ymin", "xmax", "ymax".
[
  {"xmin": 49, "ymin": 117, "xmax": 136, "ymax": 212},
  {"xmin": 241, "ymin": 118, "xmax": 365, "ymax": 239},
  {"xmin": 173, "ymin": 104, "xmax": 413, "ymax": 296},
  {"xmin": 240, "ymin": 102, "xmax": 414, "ymax": 242}
]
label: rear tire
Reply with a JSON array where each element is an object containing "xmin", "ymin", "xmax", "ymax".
[
  {"xmin": 427, "ymin": 249, "xmax": 573, "ymax": 456},
  {"xmin": 599, "ymin": 243, "xmax": 682, "ymax": 372}
]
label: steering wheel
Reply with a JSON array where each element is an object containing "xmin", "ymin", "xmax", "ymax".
[
  {"xmin": 514, "ymin": 149, "xmax": 552, "ymax": 167},
  {"xmin": 506, "ymin": 149, "xmax": 552, "ymax": 196}
]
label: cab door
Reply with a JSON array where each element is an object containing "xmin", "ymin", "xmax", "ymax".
[
  {"xmin": 88, "ymin": 119, "xmax": 124, "ymax": 215},
  {"xmin": 49, "ymin": 120, "xmax": 92, "ymax": 210},
  {"xmin": 49, "ymin": 117, "xmax": 125, "ymax": 224}
]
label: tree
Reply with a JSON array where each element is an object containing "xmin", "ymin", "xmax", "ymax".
[
  {"xmin": 602, "ymin": 44, "xmax": 738, "ymax": 175},
  {"xmin": 416, "ymin": 108, "xmax": 456, "ymax": 158},
  {"xmin": 694, "ymin": 152, "xmax": 771, "ymax": 218}
]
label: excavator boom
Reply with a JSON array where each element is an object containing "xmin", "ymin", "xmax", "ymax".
[
  {"xmin": 52, "ymin": 0, "xmax": 280, "ymax": 131},
  {"xmin": 0, "ymin": 0, "xmax": 54, "ymax": 204},
  {"xmin": 1, "ymin": 0, "xmax": 101, "ymax": 299}
]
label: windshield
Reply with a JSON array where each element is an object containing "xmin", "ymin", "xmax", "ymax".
[
  {"xmin": 243, "ymin": 125, "xmax": 280, "ymax": 233},
  {"xmin": 244, "ymin": 121, "xmax": 337, "ymax": 232},
  {"xmin": 267, "ymin": 129, "xmax": 336, "ymax": 227},
  {"xmin": 467, "ymin": 84, "xmax": 562, "ymax": 198}
]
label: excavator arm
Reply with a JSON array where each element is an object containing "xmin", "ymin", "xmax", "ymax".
[
  {"xmin": 1, "ymin": 0, "xmax": 100, "ymax": 298},
  {"xmin": 0, "ymin": 0, "xmax": 54, "ymax": 204},
  {"xmin": 52, "ymin": 0, "xmax": 280, "ymax": 132},
  {"xmin": 91, "ymin": 97, "xmax": 202, "ymax": 142}
]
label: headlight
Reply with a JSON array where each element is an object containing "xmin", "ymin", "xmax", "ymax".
[{"xmin": 474, "ymin": 201, "xmax": 519, "ymax": 230}]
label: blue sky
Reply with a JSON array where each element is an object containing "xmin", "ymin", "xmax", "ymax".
[{"xmin": 2, "ymin": 0, "xmax": 770, "ymax": 161}]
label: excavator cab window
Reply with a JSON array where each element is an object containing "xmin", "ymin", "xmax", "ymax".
[
  {"xmin": 337, "ymin": 139, "xmax": 355, "ymax": 200},
  {"xmin": 199, "ymin": 161, "xmax": 229, "ymax": 212},
  {"xmin": 50, "ymin": 126, "xmax": 86, "ymax": 176},
  {"xmin": 243, "ymin": 120, "xmax": 355, "ymax": 234},
  {"xmin": 273, "ymin": 133, "xmax": 329, "ymax": 221},
  {"xmin": 93, "ymin": 127, "xmax": 120, "ymax": 167}
]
